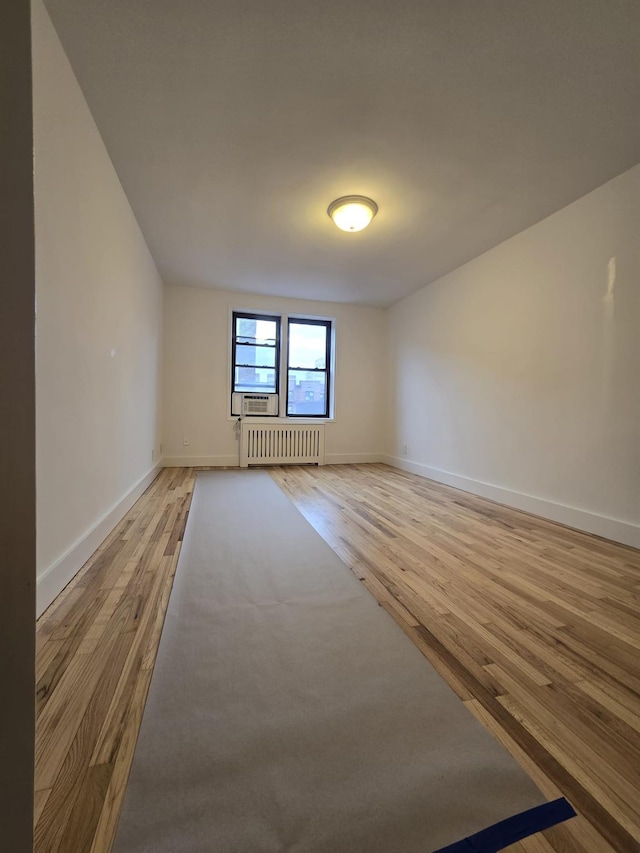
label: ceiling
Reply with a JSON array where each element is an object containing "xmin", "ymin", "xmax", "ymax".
[{"xmin": 44, "ymin": 0, "xmax": 640, "ymax": 306}]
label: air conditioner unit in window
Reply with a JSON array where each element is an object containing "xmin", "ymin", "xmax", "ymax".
[{"xmin": 231, "ymin": 393, "xmax": 279, "ymax": 416}]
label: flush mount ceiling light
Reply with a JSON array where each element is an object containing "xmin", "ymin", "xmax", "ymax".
[{"xmin": 327, "ymin": 195, "xmax": 378, "ymax": 232}]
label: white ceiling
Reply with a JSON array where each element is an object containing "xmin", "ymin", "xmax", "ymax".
[{"xmin": 44, "ymin": 0, "xmax": 640, "ymax": 306}]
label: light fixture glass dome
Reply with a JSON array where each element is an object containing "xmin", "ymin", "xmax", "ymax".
[{"xmin": 328, "ymin": 196, "xmax": 378, "ymax": 232}]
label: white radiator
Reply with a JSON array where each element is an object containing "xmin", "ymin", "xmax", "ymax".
[{"xmin": 240, "ymin": 422, "xmax": 325, "ymax": 467}]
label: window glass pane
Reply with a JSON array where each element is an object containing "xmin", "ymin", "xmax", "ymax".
[
  {"xmin": 235, "ymin": 317, "xmax": 277, "ymax": 347},
  {"xmin": 288, "ymin": 322, "xmax": 327, "ymax": 369},
  {"xmin": 287, "ymin": 369, "xmax": 326, "ymax": 415},
  {"xmin": 235, "ymin": 344, "xmax": 276, "ymax": 368},
  {"xmin": 234, "ymin": 367, "xmax": 277, "ymax": 393}
]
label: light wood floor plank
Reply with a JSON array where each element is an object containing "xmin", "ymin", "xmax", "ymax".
[
  {"xmin": 36, "ymin": 467, "xmax": 195, "ymax": 852},
  {"xmin": 273, "ymin": 464, "xmax": 640, "ymax": 852},
  {"xmin": 35, "ymin": 464, "xmax": 640, "ymax": 852}
]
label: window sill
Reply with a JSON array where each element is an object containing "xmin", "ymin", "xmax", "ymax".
[{"xmin": 227, "ymin": 415, "xmax": 335, "ymax": 424}]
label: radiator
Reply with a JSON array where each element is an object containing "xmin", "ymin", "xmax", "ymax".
[{"xmin": 240, "ymin": 422, "xmax": 325, "ymax": 467}]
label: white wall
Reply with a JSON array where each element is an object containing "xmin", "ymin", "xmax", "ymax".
[
  {"xmin": 33, "ymin": 0, "xmax": 164, "ymax": 614},
  {"xmin": 387, "ymin": 164, "xmax": 640, "ymax": 548},
  {"xmin": 163, "ymin": 285, "xmax": 387, "ymax": 466}
]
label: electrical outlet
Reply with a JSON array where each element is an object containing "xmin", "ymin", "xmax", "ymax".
[
  {"xmin": 151, "ymin": 448, "xmax": 155, "ymax": 461},
  {"xmin": 183, "ymin": 437, "xmax": 190, "ymax": 446},
  {"xmin": 160, "ymin": 443, "xmax": 163, "ymax": 454},
  {"xmin": 402, "ymin": 444, "xmax": 408, "ymax": 456}
]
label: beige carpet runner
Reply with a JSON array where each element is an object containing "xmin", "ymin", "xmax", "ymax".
[{"xmin": 113, "ymin": 470, "xmax": 573, "ymax": 852}]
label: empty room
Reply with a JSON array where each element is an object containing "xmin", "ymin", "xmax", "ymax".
[{"xmin": 2, "ymin": 0, "xmax": 640, "ymax": 851}]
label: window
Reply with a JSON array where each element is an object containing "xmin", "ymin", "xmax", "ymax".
[
  {"xmin": 231, "ymin": 311, "xmax": 333, "ymax": 419},
  {"xmin": 231, "ymin": 312, "xmax": 280, "ymax": 394},
  {"xmin": 286, "ymin": 318, "xmax": 331, "ymax": 418}
]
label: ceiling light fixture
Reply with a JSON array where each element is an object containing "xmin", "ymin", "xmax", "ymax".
[{"xmin": 327, "ymin": 195, "xmax": 378, "ymax": 232}]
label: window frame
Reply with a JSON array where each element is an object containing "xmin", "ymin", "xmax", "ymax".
[
  {"xmin": 228, "ymin": 308, "xmax": 335, "ymax": 420},
  {"xmin": 231, "ymin": 310, "xmax": 281, "ymax": 402},
  {"xmin": 285, "ymin": 317, "xmax": 332, "ymax": 419}
]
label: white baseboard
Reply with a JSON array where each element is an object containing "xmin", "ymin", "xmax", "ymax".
[
  {"xmin": 381, "ymin": 455, "xmax": 640, "ymax": 550},
  {"xmin": 163, "ymin": 455, "xmax": 238, "ymax": 467},
  {"xmin": 324, "ymin": 452, "xmax": 384, "ymax": 465},
  {"xmin": 163, "ymin": 453, "xmax": 384, "ymax": 467},
  {"xmin": 36, "ymin": 463, "xmax": 163, "ymax": 617}
]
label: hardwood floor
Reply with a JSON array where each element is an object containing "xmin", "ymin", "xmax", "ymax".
[
  {"xmin": 35, "ymin": 468, "xmax": 194, "ymax": 853},
  {"xmin": 35, "ymin": 464, "xmax": 640, "ymax": 852},
  {"xmin": 273, "ymin": 465, "xmax": 640, "ymax": 853}
]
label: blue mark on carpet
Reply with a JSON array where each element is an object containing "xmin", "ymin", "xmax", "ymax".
[{"xmin": 432, "ymin": 797, "xmax": 576, "ymax": 852}]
